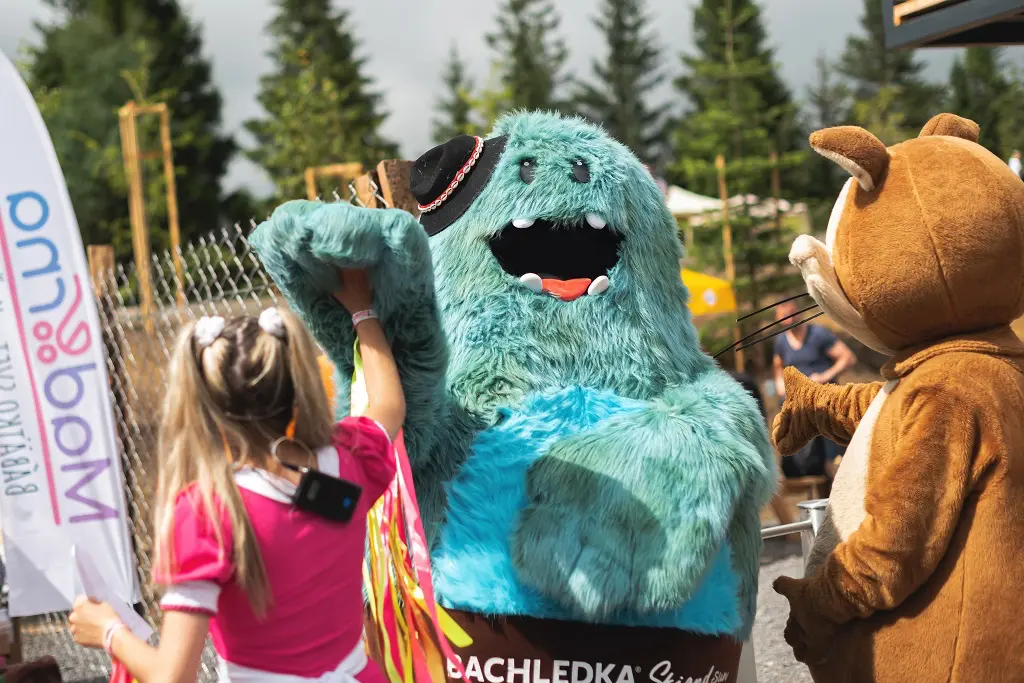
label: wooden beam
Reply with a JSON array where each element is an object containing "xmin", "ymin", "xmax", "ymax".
[
  {"xmin": 353, "ymin": 172, "xmax": 380, "ymax": 208},
  {"xmin": 375, "ymin": 160, "xmax": 419, "ymax": 215},
  {"xmin": 715, "ymin": 154, "xmax": 744, "ymax": 372},
  {"xmin": 303, "ymin": 162, "xmax": 364, "ymax": 201},
  {"xmin": 118, "ymin": 105, "xmax": 154, "ymax": 333},
  {"xmin": 893, "ymin": 0, "xmax": 960, "ymax": 24},
  {"xmin": 87, "ymin": 245, "xmax": 115, "ymax": 298},
  {"xmin": 158, "ymin": 106, "xmax": 184, "ymax": 306}
]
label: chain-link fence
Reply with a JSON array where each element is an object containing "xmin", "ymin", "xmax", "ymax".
[
  {"xmin": 17, "ymin": 179, "xmax": 393, "ymax": 681},
  {"xmin": 19, "ymin": 221, "xmax": 277, "ymax": 683}
]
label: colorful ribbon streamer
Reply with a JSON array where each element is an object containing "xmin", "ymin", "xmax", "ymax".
[{"xmin": 354, "ymin": 339, "xmax": 471, "ymax": 682}]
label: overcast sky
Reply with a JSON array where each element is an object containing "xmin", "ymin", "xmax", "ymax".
[{"xmin": 3, "ymin": 0, "xmax": 1020, "ymax": 198}]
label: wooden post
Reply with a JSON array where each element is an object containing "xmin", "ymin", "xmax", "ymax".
[
  {"xmin": 375, "ymin": 160, "xmax": 418, "ymax": 215},
  {"xmin": 353, "ymin": 174, "xmax": 380, "ymax": 208},
  {"xmin": 303, "ymin": 163, "xmax": 364, "ymax": 202},
  {"xmin": 118, "ymin": 103, "xmax": 155, "ymax": 334},
  {"xmin": 715, "ymin": 154, "xmax": 744, "ymax": 372},
  {"xmin": 8, "ymin": 617, "xmax": 22, "ymax": 665},
  {"xmin": 770, "ymin": 150, "xmax": 783, "ymax": 281},
  {"xmin": 305, "ymin": 167, "xmax": 318, "ymax": 201},
  {"xmin": 87, "ymin": 245, "xmax": 115, "ymax": 298},
  {"xmin": 157, "ymin": 105, "xmax": 185, "ymax": 306},
  {"xmin": 682, "ymin": 216, "xmax": 695, "ymax": 259}
]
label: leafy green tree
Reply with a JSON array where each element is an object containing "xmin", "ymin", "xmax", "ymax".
[
  {"xmin": 838, "ymin": 0, "xmax": 943, "ymax": 136},
  {"xmin": 31, "ymin": 0, "xmax": 235, "ymax": 244},
  {"xmin": 574, "ymin": 0, "xmax": 670, "ymax": 164},
  {"xmin": 431, "ymin": 45, "xmax": 478, "ymax": 144},
  {"xmin": 245, "ymin": 0, "xmax": 398, "ymax": 201},
  {"xmin": 484, "ymin": 0, "xmax": 569, "ymax": 113},
  {"xmin": 681, "ymin": 0, "xmax": 799, "ymax": 156},
  {"xmin": 801, "ymin": 52, "xmax": 852, "ymax": 224},
  {"xmin": 949, "ymin": 48, "xmax": 1009, "ymax": 157},
  {"xmin": 996, "ymin": 65, "xmax": 1024, "ymax": 163},
  {"xmin": 671, "ymin": 0, "xmax": 805, "ymax": 370},
  {"xmin": 25, "ymin": 14, "xmax": 187, "ymax": 259}
]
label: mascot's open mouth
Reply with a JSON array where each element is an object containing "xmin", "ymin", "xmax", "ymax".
[{"xmin": 489, "ymin": 213, "xmax": 624, "ymax": 301}]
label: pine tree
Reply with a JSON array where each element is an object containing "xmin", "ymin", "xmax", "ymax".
[
  {"xmin": 671, "ymin": 0, "xmax": 805, "ymax": 370},
  {"xmin": 431, "ymin": 45, "xmax": 478, "ymax": 144},
  {"xmin": 245, "ymin": 0, "xmax": 398, "ymax": 201},
  {"xmin": 27, "ymin": 0, "xmax": 235, "ymax": 251},
  {"xmin": 574, "ymin": 0, "xmax": 670, "ymax": 164},
  {"xmin": 681, "ymin": 0, "xmax": 799, "ymax": 156},
  {"xmin": 838, "ymin": 0, "xmax": 943, "ymax": 137},
  {"xmin": 949, "ymin": 48, "xmax": 1009, "ymax": 157},
  {"xmin": 802, "ymin": 53, "xmax": 851, "ymax": 211},
  {"xmin": 485, "ymin": 0, "xmax": 569, "ymax": 113},
  {"xmin": 997, "ymin": 66, "xmax": 1024, "ymax": 163}
]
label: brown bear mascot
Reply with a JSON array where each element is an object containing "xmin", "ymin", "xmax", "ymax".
[{"xmin": 772, "ymin": 112, "xmax": 1024, "ymax": 682}]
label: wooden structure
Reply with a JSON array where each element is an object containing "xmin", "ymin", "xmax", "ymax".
[
  {"xmin": 304, "ymin": 163, "xmax": 365, "ymax": 201},
  {"xmin": 118, "ymin": 101, "xmax": 184, "ymax": 331},
  {"xmin": 883, "ymin": 0, "xmax": 1024, "ymax": 48},
  {"xmin": 714, "ymin": 154, "xmax": 745, "ymax": 372}
]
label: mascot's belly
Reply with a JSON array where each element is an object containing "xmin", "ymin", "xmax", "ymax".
[{"xmin": 432, "ymin": 386, "xmax": 741, "ymax": 634}]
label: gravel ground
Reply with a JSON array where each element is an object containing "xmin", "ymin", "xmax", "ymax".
[
  {"xmin": 753, "ymin": 539, "xmax": 815, "ymax": 683},
  {"xmin": 24, "ymin": 541, "xmax": 813, "ymax": 683}
]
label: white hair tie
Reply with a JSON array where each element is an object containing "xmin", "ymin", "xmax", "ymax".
[
  {"xmin": 194, "ymin": 316, "xmax": 226, "ymax": 348},
  {"xmin": 258, "ymin": 307, "xmax": 286, "ymax": 339}
]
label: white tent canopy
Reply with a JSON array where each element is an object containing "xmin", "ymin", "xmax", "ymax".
[
  {"xmin": 665, "ymin": 185, "xmax": 800, "ymax": 219},
  {"xmin": 665, "ymin": 185, "xmax": 721, "ymax": 216}
]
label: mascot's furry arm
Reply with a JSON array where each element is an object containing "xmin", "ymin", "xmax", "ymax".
[
  {"xmin": 773, "ymin": 367, "xmax": 884, "ymax": 454},
  {"xmin": 775, "ymin": 372, "xmax": 987, "ymax": 663},
  {"xmin": 249, "ymin": 200, "xmax": 455, "ymax": 473},
  {"xmin": 513, "ymin": 367, "xmax": 774, "ymax": 625}
]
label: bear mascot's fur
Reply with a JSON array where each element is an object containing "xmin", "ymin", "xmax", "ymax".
[{"xmin": 773, "ymin": 112, "xmax": 1024, "ymax": 682}]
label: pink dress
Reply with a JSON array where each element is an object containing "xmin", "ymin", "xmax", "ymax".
[{"xmin": 154, "ymin": 417, "xmax": 395, "ymax": 683}]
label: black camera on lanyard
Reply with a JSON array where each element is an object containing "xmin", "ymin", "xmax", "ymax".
[{"xmin": 271, "ymin": 437, "xmax": 363, "ymax": 523}]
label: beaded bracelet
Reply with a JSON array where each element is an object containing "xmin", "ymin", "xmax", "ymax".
[
  {"xmin": 352, "ymin": 310, "xmax": 379, "ymax": 327},
  {"xmin": 103, "ymin": 620, "xmax": 127, "ymax": 657}
]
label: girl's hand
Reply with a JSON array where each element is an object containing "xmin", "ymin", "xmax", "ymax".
[
  {"xmin": 333, "ymin": 268, "xmax": 374, "ymax": 314},
  {"xmin": 69, "ymin": 595, "xmax": 121, "ymax": 650}
]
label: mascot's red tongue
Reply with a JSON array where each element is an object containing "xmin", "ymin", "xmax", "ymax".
[{"xmin": 541, "ymin": 278, "xmax": 591, "ymax": 301}]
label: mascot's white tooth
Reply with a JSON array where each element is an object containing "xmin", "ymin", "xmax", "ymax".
[
  {"xmin": 587, "ymin": 275, "xmax": 610, "ymax": 295},
  {"xmin": 512, "ymin": 218, "xmax": 535, "ymax": 229},
  {"xmin": 586, "ymin": 213, "xmax": 607, "ymax": 229},
  {"xmin": 520, "ymin": 273, "xmax": 543, "ymax": 292}
]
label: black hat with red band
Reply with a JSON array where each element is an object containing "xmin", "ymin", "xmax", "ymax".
[{"xmin": 410, "ymin": 134, "xmax": 508, "ymax": 236}]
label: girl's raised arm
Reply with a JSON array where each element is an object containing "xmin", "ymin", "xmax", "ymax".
[{"xmin": 334, "ymin": 268, "xmax": 405, "ymax": 440}]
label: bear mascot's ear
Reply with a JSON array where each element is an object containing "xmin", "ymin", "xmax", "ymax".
[
  {"xmin": 918, "ymin": 113, "xmax": 981, "ymax": 143},
  {"xmin": 809, "ymin": 126, "xmax": 890, "ymax": 192}
]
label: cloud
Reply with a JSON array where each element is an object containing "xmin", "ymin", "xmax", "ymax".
[{"xmin": 0, "ymin": 0, "xmax": 1004, "ymax": 198}]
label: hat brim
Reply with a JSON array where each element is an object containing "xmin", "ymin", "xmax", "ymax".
[{"xmin": 419, "ymin": 136, "xmax": 507, "ymax": 237}]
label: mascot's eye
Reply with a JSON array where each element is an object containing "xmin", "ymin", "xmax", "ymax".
[
  {"xmin": 519, "ymin": 159, "xmax": 536, "ymax": 184},
  {"xmin": 571, "ymin": 159, "xmax": 591, "ymax": 183}
]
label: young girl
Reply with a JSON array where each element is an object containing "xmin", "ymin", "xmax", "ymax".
[{"xmin": 69, "ymin": 269, "xmax": 404, "ymax": 683}]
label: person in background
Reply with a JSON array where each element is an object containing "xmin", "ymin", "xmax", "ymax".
[
  {"xmin": 1010, "ymin": 150, "xmax": 1022, "ymax": 179},
  {"xmin": 772, "ymin": 299, "xmax": 857, "ymax": 481},
  {"xmin": 68, "ymin": 269, "xmax": 403, "ymax": 683}
]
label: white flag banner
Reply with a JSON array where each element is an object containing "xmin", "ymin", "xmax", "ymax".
[{"xmin": 0, "ymin": 50, "xmax": 138, "ymax": 616}]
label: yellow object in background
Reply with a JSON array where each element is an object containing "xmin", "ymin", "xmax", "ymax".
[
  {"xmin": 318, "ymin": 354, "xmax": 337, "ymax": 410},
  {"xmin": 682, "ymin": 269, "xmax": 737, "ymax": 317}
]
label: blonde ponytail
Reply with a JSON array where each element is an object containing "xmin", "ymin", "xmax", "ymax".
[{"xmin": 153, "ymin": 307, "xmax": 333, "ymax": 615}]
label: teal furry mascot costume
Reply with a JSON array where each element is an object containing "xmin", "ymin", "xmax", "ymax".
[{"xmin": 250, "ymin": 112, "xmax": 774, "ymax": 676}]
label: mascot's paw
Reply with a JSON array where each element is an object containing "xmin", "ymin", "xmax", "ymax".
[
  {"xmin": 512, "ymin": 489, "xmax": 635, "ymax": 620},
  {"xmin": 774, "ymin": 576, "xmax": 836, "ymax": 665},
  {"xmin": 250, "ymin": 199, "xmax": 434, "ymax": 315},
  {"xmin": 772, "ymin": 367, "xmax": 821, "ymax": 456},
  {"xmin": 512, "ymin": 442, "xmax": 704, "ymax": 621}
]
